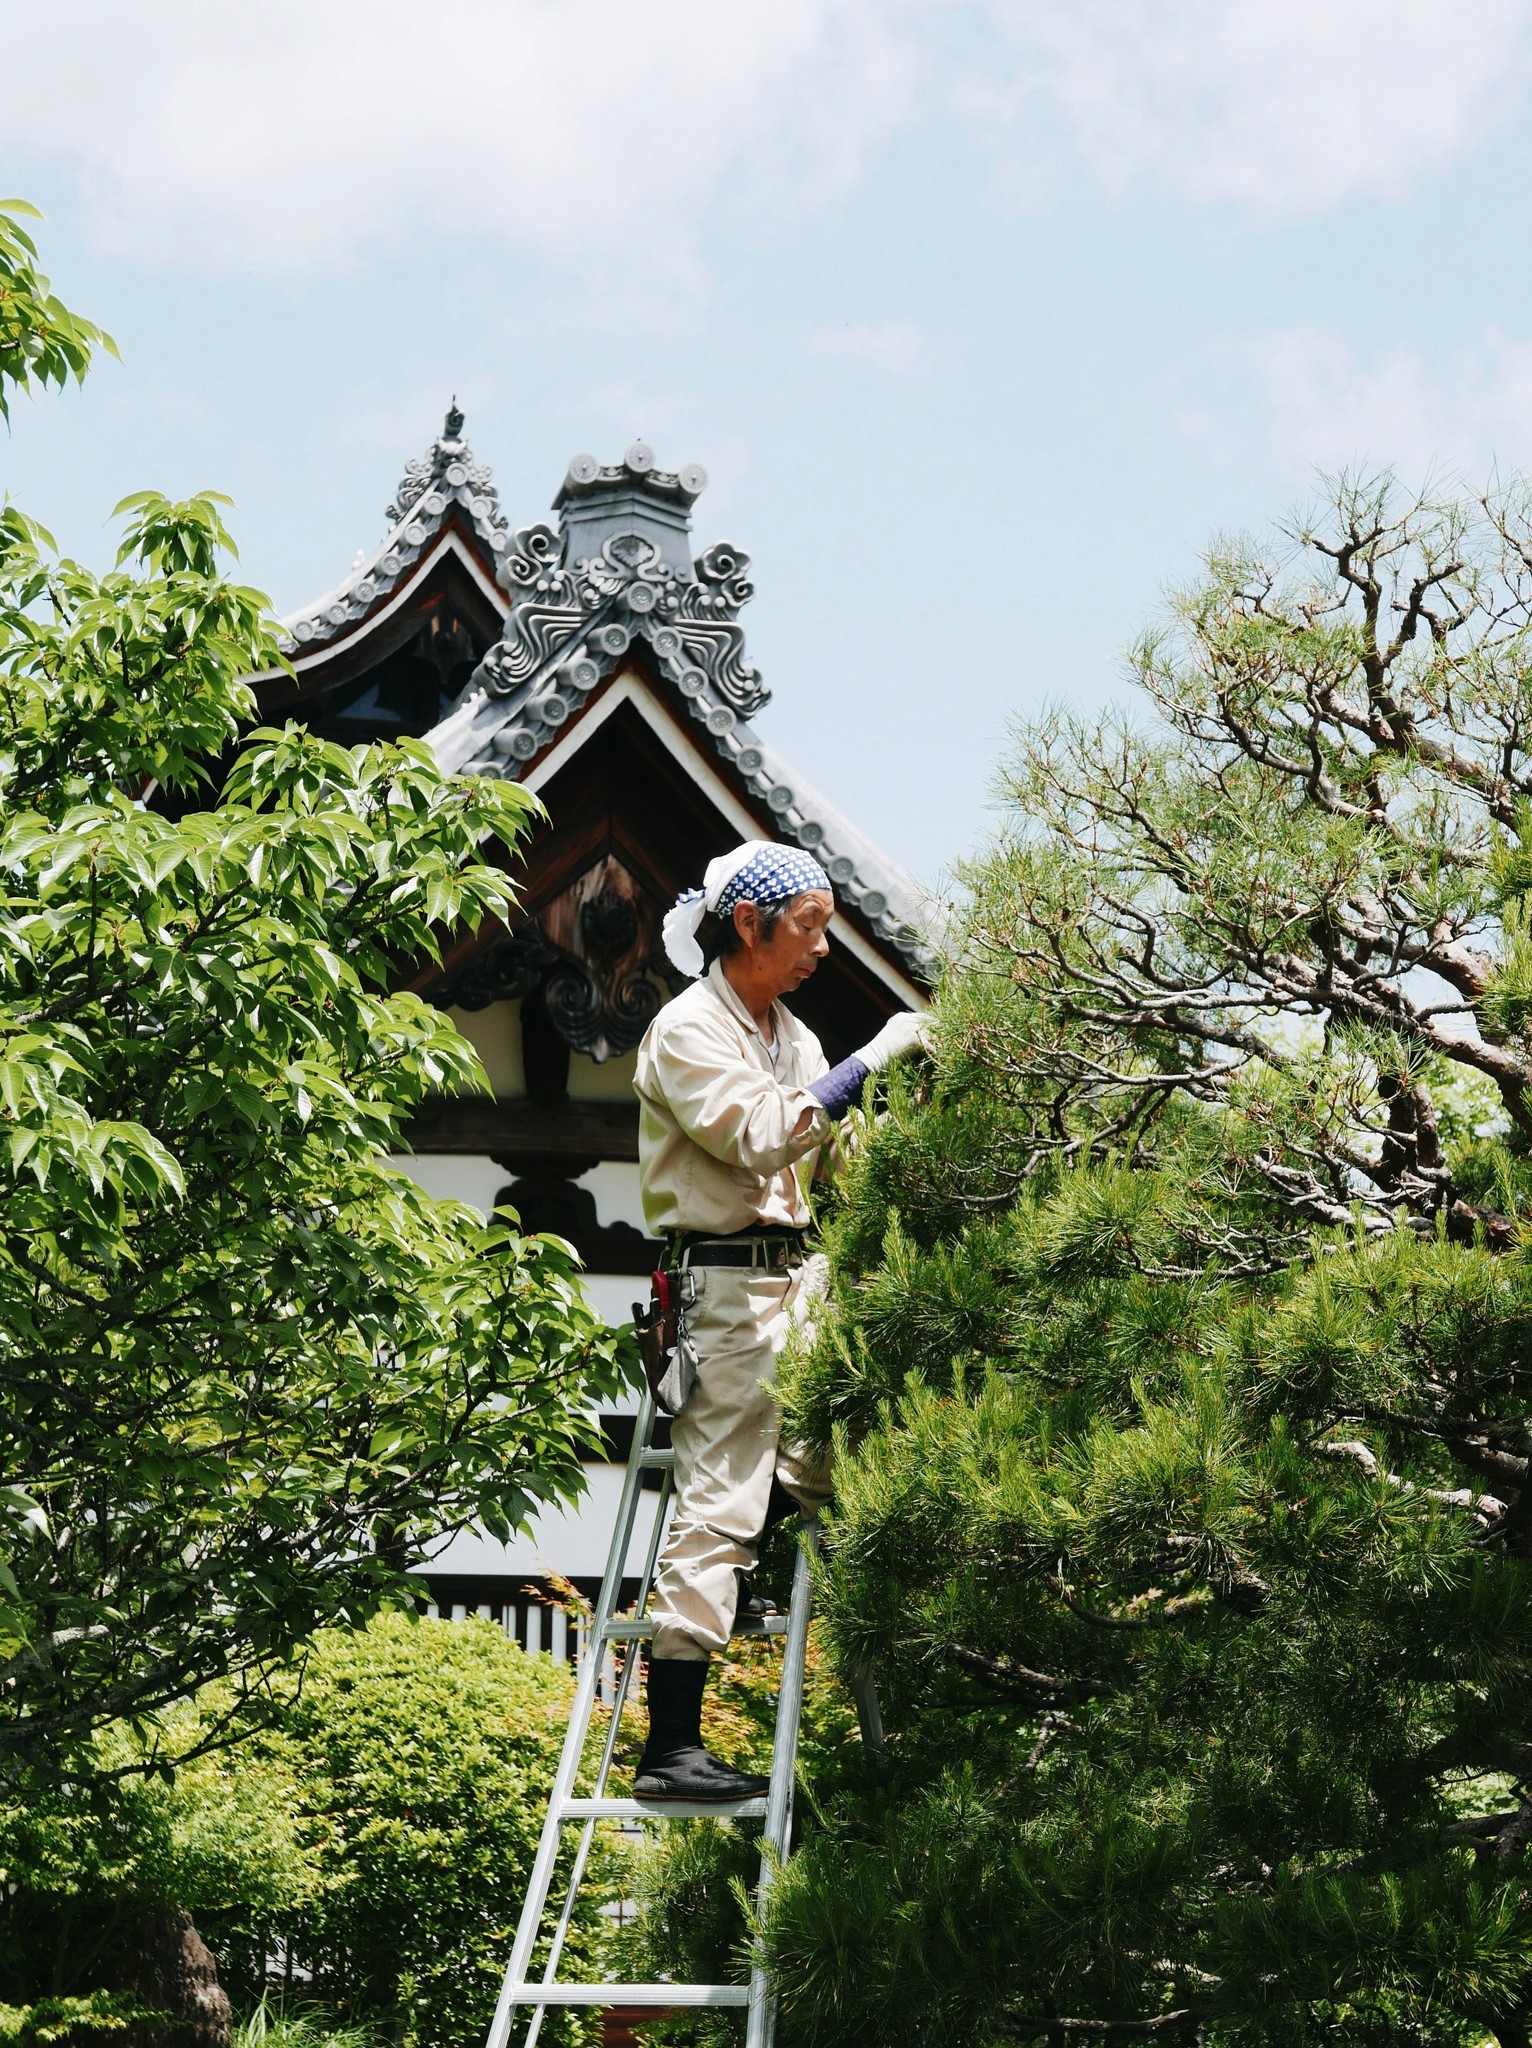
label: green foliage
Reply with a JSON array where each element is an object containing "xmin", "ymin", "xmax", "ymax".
[
  {"xmin": 769, "ymin": 1115, "xmax": 1532, "ymax": 2043},
  {"xmin": 206, "ymin": 1614, "xmax": 604, "ymax": 2048},
  {"xmin": 0, "ymin": 1616, "xmax": 607, "ymax": 2048},
  {"xmin": 0, "ymin": 201, "xmax": 114, "ymax": 421},
  {"xmin": 232, "ymin": 2002, "xmax": 380, "ymax": 2048},
  {"xmin": 760, "ymin": 477, "xmax": 1532, "ymax": 2045},
  {"xmin": 0, "ymin": 1698, "xmax": 308, "ymax": 2017},
  {"xmin": 622, "ymin": 1820, "xmax": 762, "ymax": 2048},
  {"xmin": 0, "ymin": 1996, "xmax": 149, "ymax": 2048},
  {"xmin": 0, "ymin": 484, "xmax": 273, "ymax": 805},
  {"xmin": 0, "ymin": 522, "xmax": 629, "ymax": 1770},
  {"xmin": 0, "ymin": 205, "xmax": 632, "ymax": 1777}
]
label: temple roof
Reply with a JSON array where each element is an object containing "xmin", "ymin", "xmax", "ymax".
[
  {"xmin": 426, "ymin": 438, "xmax": 938, "ymax": 982},
  {"xmin": 268, "ymin": 415, "xmax": 938, "ymax": 990}
]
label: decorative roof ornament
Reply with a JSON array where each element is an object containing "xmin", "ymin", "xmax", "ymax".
[
  {"xmin": 470, "ymin": 440, "xmax": 766, "ymax": 720},
  {"xmin": 385, "ymin": 399, "xmax": 491, "ymax": 527},
  {"xmin": 277, "ymin": 403, "xmax": 508, "ymax": 655}
]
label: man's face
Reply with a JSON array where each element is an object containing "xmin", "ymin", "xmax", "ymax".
[{"xmin": 737, "ymin": 889, "xmax": 834, "ymax": 994}]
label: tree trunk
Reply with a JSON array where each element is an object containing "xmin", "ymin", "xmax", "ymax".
[{"xmin": 120, "ymin": 1911, "xmax": 231, "ymax": 2048}]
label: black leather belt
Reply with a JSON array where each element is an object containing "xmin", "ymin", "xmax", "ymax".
[{"xmin": 672, "ymin": 1230, "xmax": 807, "ymax": 1271}]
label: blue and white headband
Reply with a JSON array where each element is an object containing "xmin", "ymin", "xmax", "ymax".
[{"xmin": 661, "ymin": 839, "xmax": 834, "ymax": 979}]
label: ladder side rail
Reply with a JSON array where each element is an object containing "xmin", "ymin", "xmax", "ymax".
[
  {"xmin": 521, "ymin": 1458, "xmax": 675, "ymax": 2047},
  {"xmin": 744, "ymin": 1523, "xmax": 818, "ymax": 2048},
  {"xmin": 485, "ymin": 1385, "xmax": 661, "ymax": 2048}
]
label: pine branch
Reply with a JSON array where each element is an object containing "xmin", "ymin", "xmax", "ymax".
[
  {"xmin": 1000, "ymin": 2009, "xmax": 1203, "ymax": 2039},
  {"xmin": 1319, "ymin": 1439, "xmax": 1507, "ymax": 1525},
  {"xmin": 1445, "ymin": 1812, "xmax": 1523, "ymax": 1844},
  {"xmin": 1024, "ymin": 1711, "xmax": 1078, "ymax": 1769},
  {"xmin": 1497, "ymin": 1792, "xmax": 1532, "ymax": 1868},
  {"xmin": 1045, "ymin": 1577, "xmax": 1206, "ymax": 1629},
  {"xmin": 1443, "ymin": 1436, "xmax": 1529, "ymax": 1495},
  {"xmin": 947, "ymin": 1644, "xmax": 1109, "ymax": 1703},
  {"xmin": 1481, "ymin": 1488, "xmax": 1532, "ymax": 1557}
]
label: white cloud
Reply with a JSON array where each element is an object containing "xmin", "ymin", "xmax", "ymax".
[
  {"xmin": 1178, "ymin": 325, "xmax": 1532, "ymax": 482},
  {"xmin": 961, "ymin": 0, "xmax": 1532, "ymax": 213},
  {"xmin": 3, "ymin": 0, "xmax": 920, "ymax": 278},
  {"xmin": 808, "ymin": 320, "xmax": 931, "ymax": 375},
  {"xmin": 6, "ymin": 0, "xmax": 1531, "ymax": 282}
]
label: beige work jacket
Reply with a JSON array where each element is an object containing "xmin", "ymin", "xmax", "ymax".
[{"xmin": 635, "ymin": 961, "xmax": 831, "ymax": 1236}]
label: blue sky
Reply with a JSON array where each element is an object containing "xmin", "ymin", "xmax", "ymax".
[{"xmin": 7, "ymin": 0, "xmax": 1532, "ymax": 886}]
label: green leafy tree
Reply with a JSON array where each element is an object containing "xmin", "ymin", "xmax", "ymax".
[
  {"xmin": 0, "ymin": 209, "xmax": 628, "ymax": 1776},
  {"xmin": 208, "ymin": 1612, "xmax": 606, "ymax": 2048},
  {"xmin": 0, "ymin": 1616, "xmax": 605, "ymax": 2048},
  {"xmin": 0, "ymin": 1701, "xmax": 307, "ymax": 2028},
  {"xmin": 758, "ymin": 477, "xmax": 1532, "ymax": 2046}
]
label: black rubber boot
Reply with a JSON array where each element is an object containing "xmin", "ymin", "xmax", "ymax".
[{"xmin": 634, "ymin": 1658, "xmax": 770, "ymax": 1802}]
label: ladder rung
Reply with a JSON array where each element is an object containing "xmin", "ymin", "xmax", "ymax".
[
  {"xmin": 602, "ymin": 1614, "xmax": 788, "ymax": 1642},
  {"xmin": 560, "ymin": 1795, "xmax": 767, "ymax": 1819},
  {"xmin": 639, "ymin": 1448, "xmax": 674, "ymax": 1468},
  {"xmin": 504, "ymin": 1984, "xmax": 748, "ymax": 2007}
]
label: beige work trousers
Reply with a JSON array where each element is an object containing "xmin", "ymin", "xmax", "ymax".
[{"xmin": 649, "ymin": 1252, "xmax": 833, "ymax": 1664}]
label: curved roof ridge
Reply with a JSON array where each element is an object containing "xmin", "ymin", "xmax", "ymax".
[{"xmin": 276, "ymin": 404, "xmax": 508, "ymax": 656}]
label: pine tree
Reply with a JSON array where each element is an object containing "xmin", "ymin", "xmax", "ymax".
[{"xmin": 761, "ymin": 477, "xmax": 1532, "ymax": 2046}]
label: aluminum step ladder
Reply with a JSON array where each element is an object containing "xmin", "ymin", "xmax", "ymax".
[{"xmin": 485, "ymin": 1382, "xmax": 828, "ymax": 2048}]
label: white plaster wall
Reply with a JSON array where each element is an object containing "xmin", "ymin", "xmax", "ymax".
[
  {"xmin": 384, "ymin": 1157, "xmax": 646, "ymax": 1248},
  {"xmin": 425, "ymin": 1466, "xmax": 670, "ymax": 1579},
  {"xmin": 579, "ymin": 1159, "xmax": 647, "ymax": 1232},
  {"xmin": 388, "ymin": 1151, "xmax": 508, "ymax": 1215},
  {"xmin": 448, "ymin": 1001, "xmax": 523, "ymax": 1096},
  {"xmin": 579, "ymin": 1272, "xmax": 644, "ymax": 1326},
  {"xmin": 392, "ymin": 1153, "xmax": 655, "ymax": 1572}
]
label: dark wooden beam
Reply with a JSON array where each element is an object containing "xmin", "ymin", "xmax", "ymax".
[{"xmin": 400, "ymin": 1094, "xmax": 639, "ymax": 1161}]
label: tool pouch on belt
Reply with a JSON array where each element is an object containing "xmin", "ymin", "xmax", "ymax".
[
  {"xmin": 633, "ymin": 1270, "xmax": 676, "ymax": 1396},
  {"xmin": 633, "ymin": 1269, "xmax": 697, "ymax": 1416}
]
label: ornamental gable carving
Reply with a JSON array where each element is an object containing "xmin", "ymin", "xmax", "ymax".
[
  {"xmin": 431, "ymin": 854, "xmax": 676, "ymax": 1065},
  {"xmin": 473, "ymin": 451, "xmax": 766, "ymax": 725}
]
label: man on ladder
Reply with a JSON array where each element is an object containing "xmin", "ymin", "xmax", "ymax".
[{"xmin": 633, "ymin": 839, "xmax": 927, "ymax": 1802}]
